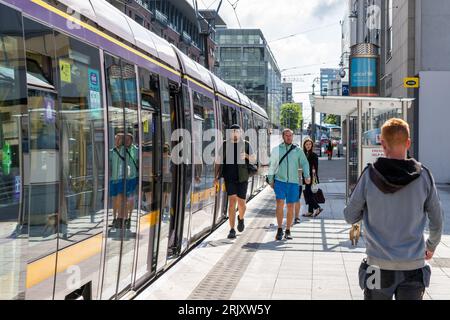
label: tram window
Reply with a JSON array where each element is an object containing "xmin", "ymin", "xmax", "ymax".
[
  {"xmin": 138, "ymin": 67, "xmax": 161, "ymax": 214},
  {"xmin": 24, "ymin": 18, "xmax": 61, "ymax": 268},
  {"xmin": 202, "ymin": 95, "xmax": 215, "ymax": 205},
  {"xmin": 0, "ymin": 3, "xmax": 28, "ymax": 300},
  {"xmin": 54, "ymin": 32, "xmax": 105, "ymax": 244},
  {"xmin": 192, "ymin": 91, "xmax": 204, "ymax": 212},
  {"xmin": 230, "ymin": 107, "xmax": 238, "ymax": 126},
  {"xmin": 243, "ymin": 109, "xmax": 249, "ymax": 131},
  {"xmin": 221, "ymin": 104, "xmax": 229, "ymax": 132},
  {"xmin": 139, "ymin": 68, "xmax": 160, "ymax": 110}
]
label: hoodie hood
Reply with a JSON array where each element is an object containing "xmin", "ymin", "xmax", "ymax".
[{"xmin": 369, "ymin": 158, "xmax": 422, "ymax": 194}]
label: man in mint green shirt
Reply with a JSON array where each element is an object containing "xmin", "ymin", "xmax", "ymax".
[{"xmin": 268, "ymin": 129, "xmax": 311, "ymax": 241}]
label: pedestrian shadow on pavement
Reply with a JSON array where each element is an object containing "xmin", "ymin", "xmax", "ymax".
[{"xmin": 200, "ymin": 239, "xmax": 235, "ymax": 248}]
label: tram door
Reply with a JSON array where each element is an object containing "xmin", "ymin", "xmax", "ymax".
[
  {"xmin": 214, "ymin": 103, "xmax": 230, "ymax": 225},
  {"xmin": 156, "ymin": 79, "xmax": 182, "ymax": 271},
  {"xmin": 133, "ymin": 70, "xmax": 162, "ymax": 286},
  {"xmin": 102, "ymin": 54, "xmax": 140, "ymax": 299}
]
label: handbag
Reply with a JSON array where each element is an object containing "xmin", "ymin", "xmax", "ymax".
[
  {"xmin": 247, "ymin": 163, "xmax": 258, "ymax": 177},
  {"xmin": 265, "ymin": 144, "xmax": 297, "ymax": 184},
  {"xmin": 314, "ymin": 189, "xmax": 325, "ymax": 204}
]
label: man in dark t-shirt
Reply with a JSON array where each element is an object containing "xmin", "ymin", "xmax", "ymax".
[{"xmin": 215, "ymin": 124, "xmax": 256, "ymax": 239}]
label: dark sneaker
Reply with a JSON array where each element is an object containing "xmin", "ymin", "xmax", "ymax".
[
  {"xmin": 275, "ymin": 228, "xmax": 283, "ymax": 241},
  {"xmin": 227, "ymin": 229, "xmax": 237, "ymax": 239},
  {"xmin": 294, "ymin": 218, "xmax": 301, "ymax": 225},
  {"xmin": 284, "ymin": 230, "xmax": 293, "ymax": 240},
  {"xmin": 110, "ymin": 218, "xmax": 117, "ymax": 228},
  {"xmin": 237, "ymin": 216, "xmax": 245, "ymax": 232}
]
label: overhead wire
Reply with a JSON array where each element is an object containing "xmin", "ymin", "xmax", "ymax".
[
  {"xmin": 269, "ymin": 22, "xmax": 340, "ymax": 43},
  {"xmin": 226, "ymin": 0, "xmax": 241, "ymax": 28}
]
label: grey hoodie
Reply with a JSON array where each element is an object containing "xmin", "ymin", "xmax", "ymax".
[{"xmin": 344, "ymin": 158, "xmax": 444, "ymax": 271}]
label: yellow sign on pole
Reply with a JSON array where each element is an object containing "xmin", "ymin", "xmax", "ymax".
[
  {"xmin": 59, "ymin": 59, "xmax": 72, "ymax": 83},
  {"xmin": 143, "ymin": 119, "xmax": 149, "ymax": 133},
  {"xmin": 404, "ymin": 77, "xmax": 420, "ymax": 88}
]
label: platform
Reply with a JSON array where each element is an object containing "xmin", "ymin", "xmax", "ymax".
[{"xmin": 135, "ymin": 178, "xmax": 450, "ymax": 300}]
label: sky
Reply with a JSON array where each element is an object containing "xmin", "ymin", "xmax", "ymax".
[{"xmin": 197, "ymin": 0, "xmax": 346, "ymax": 125}]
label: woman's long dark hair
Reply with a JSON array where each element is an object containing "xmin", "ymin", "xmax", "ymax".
[{"xmin": 303, "ymin": 138, "xmax": 314, "ymax": 156}]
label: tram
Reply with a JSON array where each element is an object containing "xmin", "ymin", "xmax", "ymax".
[{"xmin": 0, "ymin": 0, "xmax": 270, "ymax": 300}]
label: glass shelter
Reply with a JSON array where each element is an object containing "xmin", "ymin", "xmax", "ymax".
[{"xmin": 313, "ymin": 96, "xmax": 414, "ymax": 201}]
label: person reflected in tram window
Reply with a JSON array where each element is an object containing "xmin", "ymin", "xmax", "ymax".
[
  {"xmin": 110, "ymin": 132, "xmax": 125, "ymax": 229},
  {"xmin": 125, "ymin": 132, "xmax": 139, "ymax": 230},
  {"xmin": 162, "ymin": 143, "xmax": 171, "ymax": 222}
]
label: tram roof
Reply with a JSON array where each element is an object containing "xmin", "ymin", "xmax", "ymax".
[
  {"xmin": 237, "ymin": 92, "xmax": 251, "ymax": 109},
  {"xmin": 172, "ymin": 46, "xmax": 214, "ymax": 89},
  {"xmin": 249, "ymin": 100, "xmax": 268, "ymax": 119},
  {"xmin": 313, "ymin": 96, "xmax": 415, "ymax": 116},
  {"xmin": 222, "ymin": 82, "xmax": 241, "ymax": 105},
  {"xmin": 209, "ymin": 73, "xmax": 235, "ymax": 102},
  {"xmin": 59, "ymin": 0, "xmax": 180, "ymax": 71}
]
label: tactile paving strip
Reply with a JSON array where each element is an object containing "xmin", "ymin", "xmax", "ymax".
[{"xmin": 188, "ymin": 198, "xmax": 275, "ymax": 300}]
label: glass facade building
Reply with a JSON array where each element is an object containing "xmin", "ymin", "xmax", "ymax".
[
  {"xmin": 216, "ymin": 29, "xmax": 282, "ymax": 126},
  {"xmin": 320, "ymin": 68, "xmax": 340, "ymax": 96},
  {"xmin": 282, "ymin": 83, "xmax": 293, "ymax": 104}
]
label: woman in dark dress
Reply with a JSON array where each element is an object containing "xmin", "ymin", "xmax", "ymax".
[{"xmin": 302, "ymin": 138, "xmax": 324, "ymax": 217}]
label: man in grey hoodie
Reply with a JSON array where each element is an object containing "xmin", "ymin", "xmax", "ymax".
[{"xmin": 344, "ymin": 118, "xmax": 444, "ymax": 300}]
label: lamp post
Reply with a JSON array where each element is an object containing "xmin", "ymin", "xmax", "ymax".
[{"xmin": 311, "ymin": 77, "xmax": 320, "ymax": 152}]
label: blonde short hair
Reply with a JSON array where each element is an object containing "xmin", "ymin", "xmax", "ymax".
[
  {"xmin": 282, "ymin": 129, "xmax": 294, "ymax": 137},
  {"xmin": 381, "ymin": 118, "xmax": 410, "ymax": 147}
]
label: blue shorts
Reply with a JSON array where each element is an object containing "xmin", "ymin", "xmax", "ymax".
[
  {"xmin": 274, "ymin": 180, "xmax": 300, "ymax": 204},
  {"xmin": 126, "ymin": 178, "xmax": 138, "ymax": 196},
  {"xmin": 109, "ymin": 180, "xmax": 123, "ymax": 197},
  {"xmin": 110, "ymin": 178, "xmax": 138, "ymax": 197}
]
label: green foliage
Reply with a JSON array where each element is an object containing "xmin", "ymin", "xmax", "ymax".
[
  {"xmin": 324, "ymin": 114, "xmax": 338, "ymax": 125},
  {"xmin": 280, "ymin": 103, "xmax": 302, "ymax": 131}
]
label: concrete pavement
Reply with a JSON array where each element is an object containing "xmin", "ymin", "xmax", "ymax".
[{"xmin": 135, "ymin": 177, "xmax": 450, "ymax": 300}]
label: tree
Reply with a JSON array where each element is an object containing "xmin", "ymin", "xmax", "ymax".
[
  {"xmin": 324, "ymin": 114, "xmax": 338, "ymax": 125},
  {"xmin": 280, "ymin": 103, "xmax": 302, "ymax": 131}
]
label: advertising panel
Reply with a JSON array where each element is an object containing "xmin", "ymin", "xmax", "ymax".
[{"xmin": 351, "ymin": 58, "xmax": 377, "ymax": 88}]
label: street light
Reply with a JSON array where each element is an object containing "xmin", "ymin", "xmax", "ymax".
[{"xmin": 310, "ymin": 77, "xmax": 320, "ymax": 148}]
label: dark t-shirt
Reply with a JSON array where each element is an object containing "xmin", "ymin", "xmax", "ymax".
[
  {"xmin": 223, "ymin": 143, "xmax": 239, "ymax": 182},
  {"xmin": 221, "ymin": 140, "xmax": 252, "ymax": 183}
]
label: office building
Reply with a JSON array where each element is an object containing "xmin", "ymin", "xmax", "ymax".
[
  {"xmin": 282, "ymin": 82, "xmax": 293, "ymax": 104},
  {"xmin": 216, "ymin": 29, "xmax": 282, "ymax": 126},
  {"xmin": 320, "ymin": 68, "xmax": 340, "ymax": 96}
]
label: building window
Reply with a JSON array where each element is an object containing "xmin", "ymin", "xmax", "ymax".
[
  {"xmin": 386, "ymin": 0, "xmax": 393, "ymax": 59},
  {"xmin": 134, "ymin": 14, "xmax": 144, "ymax": 25},
  {"xmin": 220, "ymin": 47, "xmax": 241, "ymax": 61}
]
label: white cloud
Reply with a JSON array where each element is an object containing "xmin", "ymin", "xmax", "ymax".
[{"xmin": 199, "ymin": 0, "xmax": 346, "ymax": 124}]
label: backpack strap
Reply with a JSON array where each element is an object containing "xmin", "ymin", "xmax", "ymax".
[
  {"xmin": 126, "ymin": 148, "xmax": 139, "ymax": 170},
  {"xmin": 113, "ymin": 148, "xmax": 125, "ymax": 162}
]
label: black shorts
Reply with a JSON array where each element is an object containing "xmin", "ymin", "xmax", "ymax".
[{"xmin": 225, "ymin": 181, "xmax": 248, "ymax": 200}]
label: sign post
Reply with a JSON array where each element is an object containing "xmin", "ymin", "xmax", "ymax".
[{"xmin": 403, "ymin": 77, "xmax": 420, "ymax": 88}]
